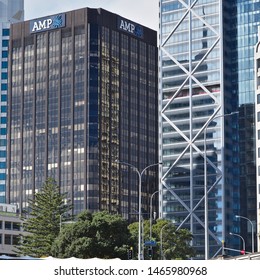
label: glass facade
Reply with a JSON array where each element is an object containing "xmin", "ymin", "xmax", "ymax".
[
  {"xmin": 235, "ymin": 0, "xmax": 260, "ymax": 253},
  {"xmin": 0, "ymin": 27, "xmax": 8, "ymax": 203},
  {"xmin": 0, "ymin": 0, "xmax": 24, "ymax": 203},
  {"xmin": 7, "ymin": 8, "xmax": 158, "ymax": 220},
  {"xmin": 159, "ymin": 0, "xmax": 239, "ymax": 259}
]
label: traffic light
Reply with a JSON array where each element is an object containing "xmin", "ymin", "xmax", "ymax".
[{"xmin": 128, "ymin": 247, "xmax": 133, "ymax": 260}]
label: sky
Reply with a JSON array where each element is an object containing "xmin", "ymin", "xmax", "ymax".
[{"xmin": 24, "ymin": 0, "xmax": 159, "ymax": 31}]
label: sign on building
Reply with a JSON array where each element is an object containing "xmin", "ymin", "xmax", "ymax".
[
  {"xmin": 30, "ymin": 13, "xmax": 66, "ymax": 33},
  {"xmin": 0, "ymin": 203, "xmax": 17, "ymax": 213},
  {"xmin": 118, "ymin": 17, "xmax": 143, "ymax": 38}
]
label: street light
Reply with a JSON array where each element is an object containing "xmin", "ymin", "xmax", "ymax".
[
  {"xmin": 235, "ymin": 215, "xmax": 254, "ymax": 253},
  {"xmin": 204, "ymin": 111, "xmax": 238, "ymax": 260},
  {"xmin": 60, "ymin": 213, "xmax": 65, "ymax": 232},
  {"xmin": 148, "ymin": 190, "xmax": 159, "ymax": 259},
  {"xmin": 150, "ymin": 190, "xmax": 159, "ymax": 242},
  {"xmin": 160, "ymin": 222, "xmax": 174, "ymax": 260},
  {"xmin": 116, "ymin": 160, "xmax": 162, "ymax": 260},
  {"xmin": 229, "ymin": 232, "xmax": 246, "ymax": 254}
]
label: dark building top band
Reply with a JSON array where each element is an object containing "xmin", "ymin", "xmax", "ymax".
[{"xmin": 11, "ymin": 7, "xmax": 156, "ymax": 44}]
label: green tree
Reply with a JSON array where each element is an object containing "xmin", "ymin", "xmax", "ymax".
[
  {"xmin": 16, "ymin": 178, "xmax": 72, "ymax": 257},
  {"xmin": 128, "ymin": 219, "xmax": 196, "ymax": 260},
  {"xmin": 51, "ymin": 210, "xmax": 131, "ymax": 259}
]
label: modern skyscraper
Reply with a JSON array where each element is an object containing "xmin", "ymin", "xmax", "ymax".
[
  {"xmin": 158, "ymin": 0, "xmax": 260, "ymax": 259},
  {"xmin": 0, "ymin": 0, "xmax": 24, "ymax": 203},
  {"xmin": 235, "ymin": 0, "xmax": 260, "ymax": 255},
  {"xmin": 6, "ymin": 7, "xmax": 158, "ymax": 220},
  {"xmin": 255, "ymin": 27, "xmax": 260, "ymax": 253}
]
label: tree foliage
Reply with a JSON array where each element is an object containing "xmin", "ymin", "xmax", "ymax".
[
  {"xmin": 51, "ymin": 210, "xmax": 131, "ymax": 259},
  {"xmin": 128, "ymin": 219, "xmax": 196, "ymax": 260},
  {"xmin": 16, "ymin": 178, "xmax": 72, "ymax": 257}
]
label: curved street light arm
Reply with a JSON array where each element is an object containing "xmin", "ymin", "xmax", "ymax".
[{"xmin": 235, "ymin": 215, "xmax": 254, "ymax": 253}]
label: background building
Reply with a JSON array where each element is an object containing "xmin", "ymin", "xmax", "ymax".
[
  {"xmin": 0, "ymin": 0, "xmax": 24, "ymax": 203},
  {"xmin": 0, "ymin": 203, "xmax": 22, "ymax": 255},
  {"xmin": 158, "ymin": 0, "xmax": 260, "ymax": 259},
  {"xmin": 233, "ymin": 0, "xmax": 259, "ymax": 256},
  {"xmin": 6, "ymin": 7, "xmax": 158, "ymax": 220},
  {"xmin": 255, "ymin": 27, "xmax": 260, "ymax": 253}
]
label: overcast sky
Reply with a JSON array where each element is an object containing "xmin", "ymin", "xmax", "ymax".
[{"xmin": 24, "ymin": 0, "xmax": 159, "ymax": 31}]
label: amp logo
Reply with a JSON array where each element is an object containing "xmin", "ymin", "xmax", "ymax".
[
  {"xmin": 118, "ymin": 18, "xmax": 143, "ymax": 38},
  {"xmin": 30, "ymin": 14, "xmax": 66, "ymax": 33}
]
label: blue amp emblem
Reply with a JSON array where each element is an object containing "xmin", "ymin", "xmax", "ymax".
[
  {"xmin": 52, "ymin": 14, "xmax": 63, "ymax": 28},
  {"xmin": 134, "ymin": 26, "xmax": 143, "ymax": 38}
]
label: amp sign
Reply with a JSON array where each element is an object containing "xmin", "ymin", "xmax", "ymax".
[
  {"xmin": 118, "ymin": 17, "xmax": 143, "ymax": 38},
  {"xmin": 30, "ymin": 14, "xmax": 66, "ymax": 33}
]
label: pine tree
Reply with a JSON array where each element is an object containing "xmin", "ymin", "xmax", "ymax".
[{"xmin": 16, "ymin": 178, "xmax": 72, "ymax": 257}]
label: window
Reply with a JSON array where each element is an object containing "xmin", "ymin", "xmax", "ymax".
[
  {"xmin": 1, "ymin": 51, "xmax": 8, "ymax": 58},
  {"xmin": 1, "ymin": 61, "xmax": 7, "ymax": 68},
  {"xmin": 1, "ymin": 95, "xmax": 7, "ymax": 102},
  {"xmin": 0, "ymin": 128, "xmax": 7, "ymax": 135},
  {"xmin": 0, "ymin": 151, "xmax": 6, "ymax": 157},
  {"xmin": 4, "ymin": 234, "xmax": 12, "ymax": 245},
  {"xmin": 2, "ymin": 40, "xmax": 8, "ymax": 47},
  {"xmin": 1, "ymin": 117, "xmax": 7, "ymax": 123},
  {"xmin": 13, "ymin": 235, "xmax": 20, "ymax": 245},
  {"xmin": 2, "ymin": 29, "xmax": 9, "ymax": 36},
  {"xmin": 5, "ymin": 221, "xmax": 11, "ymax": 230},
  {"xmin": 0, "ymin": 139, "xmax": 6, "ymax": 146},
  {"xmin": 1, "ymin": 84, "xmax": 7, "ymax": 91},
  {"xmin": 257, "ymin": 94, "xmax": 260, "ymax": 104},
  {"xmin": 1, "ymin": 72, "xmax": 7, "ymax": 80},
  {"xmin": 1, "ymin": 106, "xmax": 7, "ymax": 113},
  {"xmin": 13, "ymin": 223, "xmax": 20, "ymax": 231}
]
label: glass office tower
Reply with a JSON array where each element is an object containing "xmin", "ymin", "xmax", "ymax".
[
  {"xmin": 6, "ymin": 8, "xmax": 158, "ymax": 220},
  {"xmin": 236, "ymin": 0, "xmax": 260, "ymax": 255},
  {"xmin": 255, "ymin": 27, "xmax": 260, "ymax": 253},
  {"xmin": 159, "ymin": 0, "xmax": 240, "ymax": 259},
  {"xmin": 0, "ymin": 0, "xmax": 24, "ymax": 203}
]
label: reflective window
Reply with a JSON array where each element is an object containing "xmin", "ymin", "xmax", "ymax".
[
  {"xmin": 2, "ymin": 29, "xmax": 9, "ymax": 36},
  {"xmin": 2, "ymin": 40, "xmax": 8, "ymax": 47}
]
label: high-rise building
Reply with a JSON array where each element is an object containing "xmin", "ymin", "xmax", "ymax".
[
  {"xmin": 0, "ymin": 0, "xmax": 24, "ymax": 203},
  {"xmin": 255, "ymin": 27, "xmax": 260, "ymax": 253},
  {"xmin": 6, "ymin": 7, "xmax": 158, "ymax": 220},
  {"xmin": 159, "ymin": 0, "xmax": 259, "ymax": 259},
  {"xmin": 235, "ymin": 0, "xmax": 259, "ymax": 256}
]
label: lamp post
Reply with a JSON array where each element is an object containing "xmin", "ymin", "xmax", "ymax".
[
  {"xmin": 160, "ymin": 222, "xmax": 173, "ymax": 260},
  {"xmin": 148, "ymin": 190, "xmax": 159, "ymax": 259},
  {"xmin": 60, "ymin": 213, "xmax": 64, "ymax": 233},
  {"xmin": 204, "ymin": 111, "xmax": 238, "ymax": 260},
  {"xmin": 235, "ymin": 215, "xmax": 254, "ymax": 253},
  {"xmin": 117, "ymin": 160, "xmax": 162, "ymax": 260},
  {"xmin": 229, "ymin": 232, "xmax": 246, "ymax": 254},
  {"xmin": 150, "ymin": 190, "xmax": 159, "ymax": 242}
]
